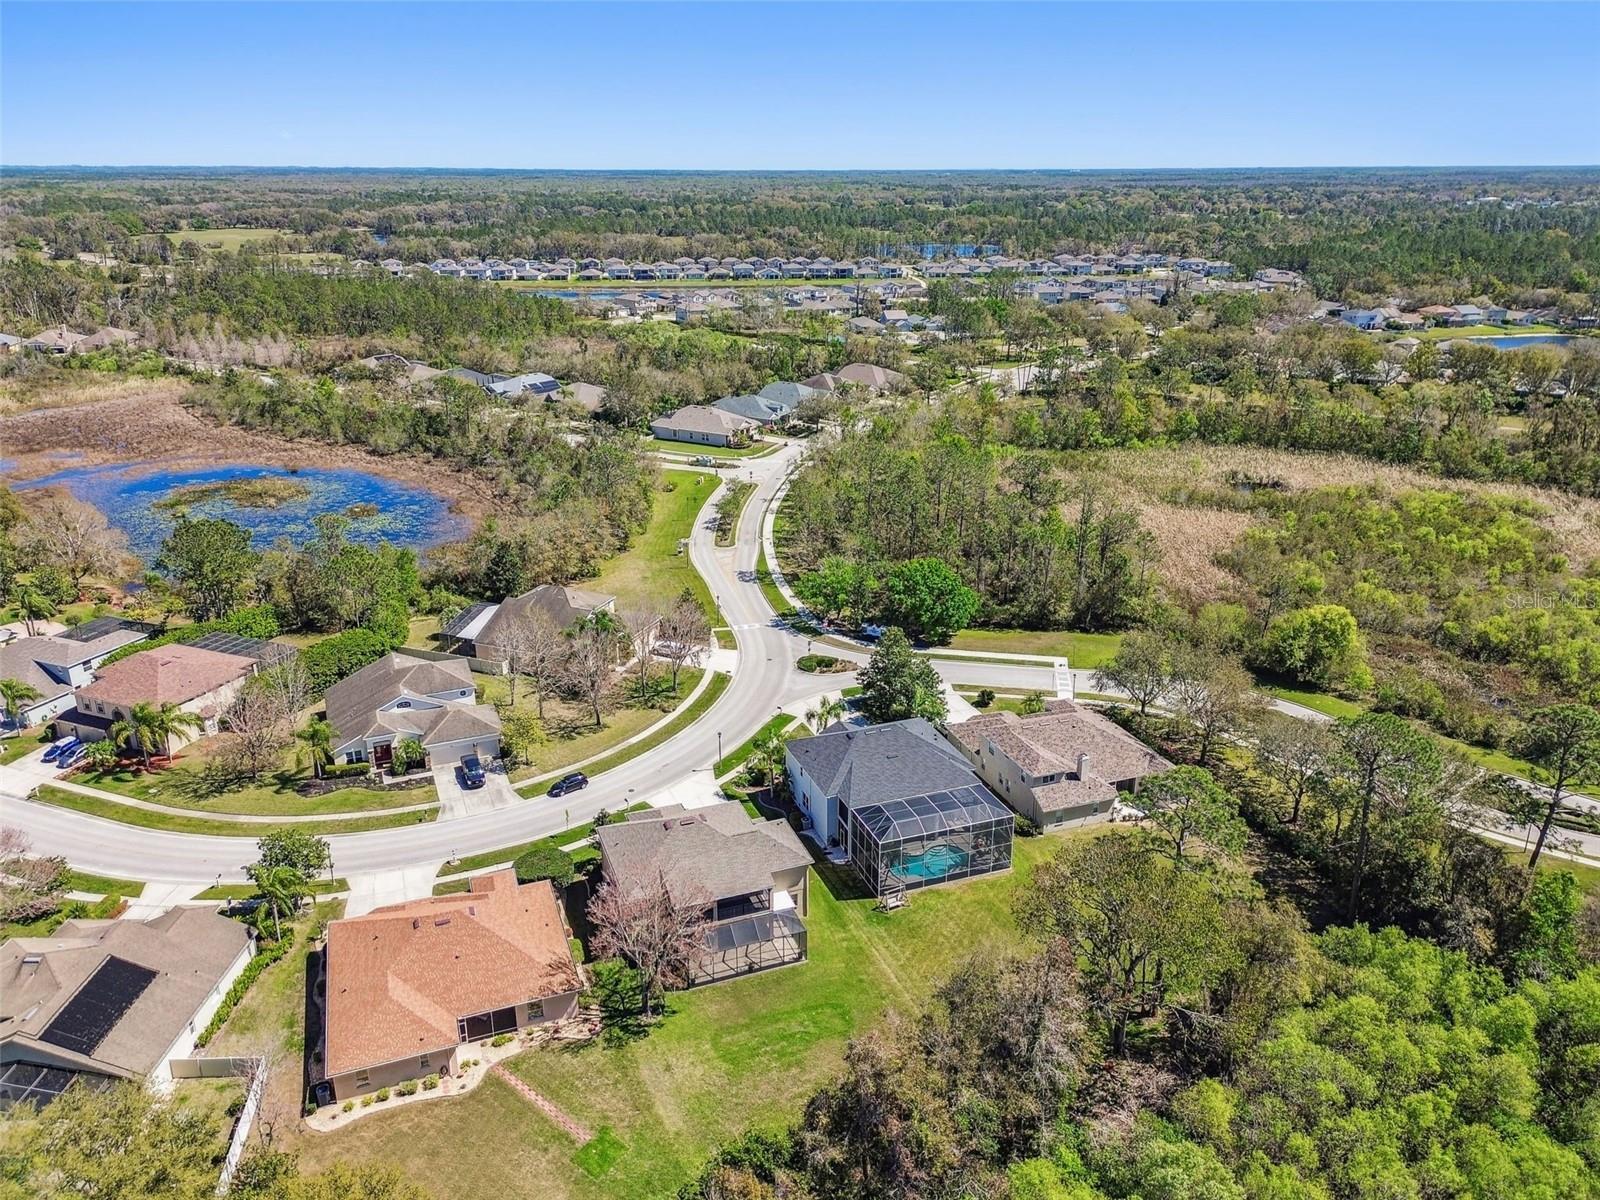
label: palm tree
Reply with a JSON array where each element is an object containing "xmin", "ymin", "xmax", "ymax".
[
  {"xmin": 295, "ymin": 717, "xmax": 335, "ymax": 780},
  {"xmin": 110, "ymin": 701, "xmax": 205, "ymax": 768},
  {"xmin": 252, "ymin": 865, "xmax": 308, "ymax": 941},
  {"xmin": 752, "ymin": 728, "xmax": 788, "ymax": 789},
  {"xmin": 12, "ymin": 586, "xmax": 57, "ymax": 637},
  {"xmin": 0, "ymin": 678, "xmax": 42, "ymax": 729},
  {"xmin": 805, "ymin": 696, "xmax": 846, "ymax": 733}
]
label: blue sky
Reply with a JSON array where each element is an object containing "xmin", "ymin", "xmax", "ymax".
[{"xmin": 4, "ymin": 2, "xmax": 1597, "ymax": 169}]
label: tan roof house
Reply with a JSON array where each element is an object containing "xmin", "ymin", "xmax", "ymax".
[
  {"xmin": 649, "ymin": 404, "xmax": 759, "ymax": 448},
  {"xmin": 440, "ymin": 584, "xmax": 616, "ymax": 665},
  {"xmin": 324, "ymin": 651, "xmax": 501, "ymax": 768},
  {"xmin": 320, "ymin": 871, "xmax": 581, "ymax": 1100},
  {"xmin": 836, "ymin": 362, "xmax": 908, "ymax": 390},
  {"xmin": 0, "ymin": 908, "xmax": 253, "ymax": 1110},
  {"xmin": 595, "ymin": 803, "xmax": 812, "ymax": 985},
  {"xmin": 76, "ymin": 326, "xmax": 141, "ymax": 351},
  {"xmin": 58, "ymin": 643, "xmax": 258, "ymax": 751},
  {"xmin": 946, "ymin": 699, "xmax": 1170, "ymax": 829},
  {"xmin": 21, "ymin": 326, "xmax": 88, "ymax": 355}
]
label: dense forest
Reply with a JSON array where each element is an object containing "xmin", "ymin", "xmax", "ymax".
[{"xmin": 5, "ymin": 167, "xmax": 1600, "ymax": 297}]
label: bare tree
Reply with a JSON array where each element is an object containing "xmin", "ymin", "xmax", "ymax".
[
  {"xmin": 587, "ymin": 874, "xmax": 710, "ymax": 1016},
  {"xmin": 220, "ymin": 660, "xmax": 311, "ymax": 780},
  {"xmin": 0, "ymin": 826, "xmax": 68, "ymax": 922},
  {"xmin": 1169, "ymin": 648, "xmax": 1263, "ymax": 766},
  {"xmin": 564, "ymin": 622, "xmax": 616, "ymax": 728},
  {"xmin": 21, "ymin": 491, "xmax": 129, "ymax": 593},
  {"xmin": 620, "ymin": 601, "xmax": 664, "ymax": 690},
  {"xmin": 657, "ymin": 592, "xmax": 711, "ymax": 690},
  {"xmin": 494, "ymin": 611, "xmax": 563, "ymax": 712}
]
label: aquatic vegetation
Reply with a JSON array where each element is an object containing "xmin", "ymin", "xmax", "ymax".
[{"xmin": 152, "ymin": 475, "xmax": 310, "ymax": 511}]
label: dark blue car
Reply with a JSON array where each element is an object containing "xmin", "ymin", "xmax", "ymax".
[
  {"xmin": 458, "ymin": 754, "xmax": 487, "ymax": 789},
  {"xmin": 547, "ymin": 771, "xmax": 588, "ymax": 798}
]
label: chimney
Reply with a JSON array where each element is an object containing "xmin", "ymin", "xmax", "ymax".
[{"xmin": 1076, "ymin": 753, "xmax": 1090, "ymax": 780}]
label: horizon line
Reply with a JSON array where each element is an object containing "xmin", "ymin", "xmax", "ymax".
[{"xmin": 5, "ymin": 163, "xmax": 1600, "ymax": 174}]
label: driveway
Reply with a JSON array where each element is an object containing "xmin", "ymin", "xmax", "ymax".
[
  {"xmin": 433, "ymin": 760, "xmax": 522, "ymax": 822},
  {"xmin": 0, "ymin": 745, "xmax": 67, "ymax": 796}
]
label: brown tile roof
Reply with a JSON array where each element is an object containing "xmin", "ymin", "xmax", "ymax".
[
  {"xmin": 948, "ymin": 699, "xmax": 1170, "ymax": 791},
  {"xmin": 323, "ymin": 871, "xmax": 580, "ymax": 1077},
  {"xmin": 78, "ymin": 644, "xmax": 255, "ymax": 708}
]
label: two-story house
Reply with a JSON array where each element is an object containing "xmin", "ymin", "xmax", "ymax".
[
  {"xmin": 595, "ymin": 802, "xmax": 812, "ymax": 985},
  {"xmin": 0, "ymin": 619, "xmax": 150, "ymax": 729}
]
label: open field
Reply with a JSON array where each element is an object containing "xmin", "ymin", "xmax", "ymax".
[
  {"xmin": 293, "ymin": 834, "xmax": 1077, "ymax": 1200},
  {"xmin": 1413, "ymin": 323, "xmax": 1564, "ymax": 340},
  {"xmin": 164, "ymin": 226, "xmax": 292, "ymax": 250},
  {"xmin": 587, "ymin": 469, "xmax": 723, "ymax": 622}
]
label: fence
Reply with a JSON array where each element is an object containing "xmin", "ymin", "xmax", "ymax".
[{"xmin": 169, "ymin": 1056, "xmax": 266, "ymax": 1194}]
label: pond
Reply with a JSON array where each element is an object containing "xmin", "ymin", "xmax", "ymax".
[
  {"xmin": 11, "ymin": 462, "xmax": 466, "ymax": 562},
  {"xmin": 1452, "ymin": 334, "xmax": 1582, "ymax": 350}
]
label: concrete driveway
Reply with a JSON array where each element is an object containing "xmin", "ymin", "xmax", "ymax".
[
  {"xmin": 433, "ymin": 759, "xmax": 521, "ymax": 822},
  {"xmin": 0, "ymin": 745, "xmax": 68, "ymax": 795}
]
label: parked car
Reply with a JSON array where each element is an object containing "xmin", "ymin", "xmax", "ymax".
[
  {"xmin": 458, "ymin": 753, "xmax": 487, "ymax": 789},
  {"xmin": 42, "ymin": 736, "xmax": 79, "ymax": 763},
  {"xmin": 547, "ymin": 771, "xmax": 589, "ymax": 797},
  {"xmin": 56, "ymin": 745, "xmax": 86, "ymax": 769},
  {"xmin": 691, "ymin": 455, "xmax": 716, "ymax": 466}
]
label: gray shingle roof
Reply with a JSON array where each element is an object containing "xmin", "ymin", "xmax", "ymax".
[
  {"xmin": 785, "ymin": 718, "xmax": 980, "ymax": 808},
  {"xmin": 324, "ymin": 652, "xmax": 496, "ymax": 751}
]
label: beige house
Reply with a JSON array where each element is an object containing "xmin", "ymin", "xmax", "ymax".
[
  {"xmin": 946, "ymin": 699, "xmax": 1170, "ymax": 829},
  {"xmin": 320, "ymin": 871, "xmax": 581, "ymax": 1100},
  {"xmin": 649, "ymin": 404, "xmax": 759, "ymax": 448},
  {"xmin": 324, "ymin": 651, "xmax": 502, "ymax": 769},
  {"xmin": 58, "ymin": 643, "xmax": 258, "ymax": 752},
  {"xmin": 0, "ymin": 908, "xmax": 253, "ymax": 1110}
]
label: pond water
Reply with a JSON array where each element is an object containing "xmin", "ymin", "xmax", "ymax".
[
  {"xmin": 1453, "ymin": 334, "xmax": 1581, "ymax": 349},
  {"xmin": 11, "ymin": 462, "xmax": 466, "ymax": 561}
]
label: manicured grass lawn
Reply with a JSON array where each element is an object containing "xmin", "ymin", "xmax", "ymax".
[
  {"xmin": 715, "ymin": 482, "xmax": 756, "ymax": 548},
  {"xmin": 519, "ymin": 672, "xmax": 731, "ymax": 798},
  {"xmin": 438, "ymin": 802, "xmax": 654, "ymax": 878},
  {"xmin": 754, "ymin": 547, "xmax": 821, "ymax": 635},
  {"xmin": 75, "ymin": 756, "xmax": 436, "ymax": 817},
  {"xmin": 63, "ymin": 869, "xmax": 145, "ymax": 897},
  {"xmin": 645, "ymin": 437, "xmax": 766, "ymax": 459},
  {"xmin": 404, "ymin": 615, "xmax": 442, "ymax": 649},
  {"xmin": 1414, "ymin": 323, "xmax": 1563, "ymax": 340},
  {"xmin": 0, "ymin": 729, "xmax": 52, "ymax": 765},
  {"xmin": 195, "ymin": 878, "xmax": 350, "ymax": 901},
  {"xmin": 948, "ymin": 628, "xmax": 1123, "ymax": 668},
  {"xmin": 716, "ymin": 714, "xmax": 801, "ymax": 778},
  {"xmin": 297, "ymin": 835, "xmax": 1070, "ymax": 1199},
  {"xmin": 1259, "ymin": 684, "xmax": 1365, "ymax": 719},
  {"xmin": 490, "ymin": 669, "xmax": 704, "ymax": 784},
  {"xmin": 589, "ymin": 471, "xmax": 724, "ymax": 627},
  {"xmin": 32, "ymin": 785, "xmax": 437, "ymax": 836}
]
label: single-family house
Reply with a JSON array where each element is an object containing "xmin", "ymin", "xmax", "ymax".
[
  {"xmin": 1417, "ymin": 305, "xmax": 1457, "ymax": 325},
  {"xmin": 1340, "ymin": 309, "xmax": 1386, "ymax": 331},
  {"xmin": 441, "ymin": 584, "xmax": 616, "ymax": 664},
  {"xmin": 712, "ymin": 393, "xmax": 792, "ymax": 425},
  {"xmin": 57, "ymin": 643, "xmax": 259, "ymax": 751},
  {"xmin": 1484, "ymin": 305, "xmax": 1509, "ymax": 324},
  {"xmin": 756, "ymin": 381, "xmax": 820, "ymax": 409},
  {"xmin": 76, "ymin": 327, "xmax": 140, "ymax": 352},
  {"xmin": 1450, "ymin": 304, "xmax": 1486, "ymax": 326},
  {"xmin": 0, "ymin": 908, "xmax": 253, "ymax": 1111},
  {"xmin": 835, "ymin": 362, "xmax": 908, "ymax": 391},
  {"xmin": 324, "ymin": 652, "xmax": 499, "ymax": 769},
  {"xmin": 595, "ymin": 802, "xmax": 812, "ymax": 984},
  {"xmin": 785, "ymin": 718, "xmax": 1014, "ymax": 900},
  {"xmin": 22, "ymin": 326, "xmax": 88, "ymax": 355},
  {"xmin": 847, "ymin": 316, "xmax": 885, "ymax": 336},
  {"xmin": 320, "ymin": 871, "xmax": 581, "ymax": 1100},
  {"xmin": 355, "ymin": 353, "xmax": 444, "ymax": 383},
  {"xmin": 650, "ymin": 404, "xmax": 760, "ymax": 448},
  {"xmin": 946, "ymin": 699, "xmax": 1170, "ymax": 829},
  {"xmin": 0, "ymin": 333, "xmax": 21, "ymax": 355},
  {"xmin": 485, "ymin": 372, "xmax": 561, "ymax": 400},
  {"xmin": 0, "ymin": 619, "xmax": 151, "ymax": 729}
]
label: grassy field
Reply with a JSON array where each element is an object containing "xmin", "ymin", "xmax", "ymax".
[
  {"xmin": 164, "ymin": 226, "xmax": 292, "ymax": 250},
  {"xmin": 0, "ymin": 729, "xmax": 52, "ymax": 765},
  {"xmin": 947, "ymin": 628, "xmax": 1123, "ymax": 668},
  {"xmin": 589, "ymin": 471, "xmax": 723, "ymax": 626},
  {"xmin": 1413, "ymin": 323, "xmax": 1565, "ymax": 341},
  {"xmin": 295, "ymin": 834, "xmax": 1072, "ymax": 1199},
  {"xmin": 1259, "ymin": 684, "xmax": 1366, "ymax": 719},
  {"xmin": 32, "ymin": 785, "xmax": 437, "ymax": 837},
  {"xmin": 491, "ymin": 668, "xmax": 705, "ymax": 784},
  {"xmin": 716, "ymin": 714, "xmax": 802, "ymax": 778}
]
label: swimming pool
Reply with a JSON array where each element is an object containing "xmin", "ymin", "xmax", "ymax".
[{"xmin": 893, "ymin": 843, "xmax": 970, "ymax": 881}]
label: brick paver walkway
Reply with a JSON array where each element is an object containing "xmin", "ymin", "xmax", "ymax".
[{"xmin": 490, "ymin": 1064, "xmax": 592, "ymax": 1142}]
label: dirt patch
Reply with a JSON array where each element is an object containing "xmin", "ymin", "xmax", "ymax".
[{"xmin": 0, "ymin": 385, "xmax": 501, "ymax": 523}]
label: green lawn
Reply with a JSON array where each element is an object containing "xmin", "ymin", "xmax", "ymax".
[
  {"xmin": 63, "ymin": 869, "xmax": 145, "ymax": 897},
  {"xmin": 0, "ymin": 729, "xmax": 52, "ymax": 765},
  {"xmin": 437, "ymin": 802, "xmax": 654, "ymax": 878},
  {"xmin": 715, "ymin": 482, "xmax": 756, "ymax": 548},
  {"xmin": 1259, "ymin": 684, "xmax": 1366, "ymax": 720},
  {"xmin": 716, "ymin": 714, "xmax": 802, "ymax": 778},
  {"xmin": 32, "ymin": 785, "xmax": 437, "ymax": 837},
  {"xmin": 298, "ymin": 835, "xmax": 1069, "ymax": 1200},
  {"xmin": 1414, "ymin": 323, "xmax": 1564, "ymax": 341},
  {"xmin": 948, "ymin": 628, "xmax": 1123, "ymax": 668},
  {"xmin": 644, "ymin": 437, "xmax": 767, "ymax": 459},
  {"xmin": 164, "ymin": 226, "xmax": 292, "ymax": 250},
  {"xmin": 589, "ymin": 471, "xmax": 724, "ymax": 626},
  {"xmin": 75, "ymin": 756, "xmax": 436, "ymax": 817},
  {"xmin": 754, "ymin": 547, "xmax": 821, "ymax": 635},
  {"xmin": 195, "ymin": 878, "xmax": 350, "ymax": 901},
  {"xmin": 519, "ymin": 672, "xmax": 731, "ymax": 798}
]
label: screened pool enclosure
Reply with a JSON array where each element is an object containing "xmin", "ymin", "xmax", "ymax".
[{"xmin": 846, "ymin": 784, "xmax": 1013, "ymax": 898}]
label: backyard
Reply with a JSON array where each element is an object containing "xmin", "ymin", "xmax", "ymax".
[{"xmin": 288, "ymin": 834, "xmax": 1069, "ymax": 1200}]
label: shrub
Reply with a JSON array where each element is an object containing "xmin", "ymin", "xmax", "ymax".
[
  {"xmin": 222, "ymin": 605, "xmax": 281, "ymax": 639},
  {"xmin": 302, "ymin": 1100, "xmax": 316, "ymax": 1116},
  {"xmin": 375, "ymin": 1087, "xmax": 390, "ymax": 1102},
  {"xmin": 360, "ymin": 1096, "xmax": 373, "ymax": 1108},
  {"xmin": 796, "ymin": 653, "xmax": 845, "ymax": 673},
  {"xmin": 975, "ymin": 688, "xmax": 996, "ymax": 708},
  {"xmin": 1014, "ymin": 815, "xmax": 1041, "ymax": 837},
  {"xmin": 422, "ymin": 1074, "xmax": 440, "ymax": 1091},
  {"xmin": 342, "ymin": 1100, "xmax": 354, "ymax": 1113},
  {"xmin": 298, "ymin": 628, "xmax": 390, "ymax": 695},
  {"xmin": 490, "ymin": 1033, "xmax": 514, "ymax": 1048},
  {"xmin": 1258, "ymin": 603, "xmax": 1369, "ymax": 689},
  {"xmin": 513, "ymin": 843, "xmax": 576, "ymax": 887},
  {"xmin": 396, "ymin": 1079, "xmax": 418, "ymax": 1097}
]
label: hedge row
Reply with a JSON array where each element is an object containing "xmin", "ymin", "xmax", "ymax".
[{"xmin": 194, "ymin": 933, "xmax": 292, "ymax": 1048}]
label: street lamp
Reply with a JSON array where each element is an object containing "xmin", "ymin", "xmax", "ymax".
[{"xmin": 717, "ymin": 731, "xmax": 723, "ymax": 774}]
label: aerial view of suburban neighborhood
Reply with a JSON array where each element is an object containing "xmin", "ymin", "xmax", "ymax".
[{"xmin": 1, "ymin": 3, "xmax": 1598, "ymax": 1199}]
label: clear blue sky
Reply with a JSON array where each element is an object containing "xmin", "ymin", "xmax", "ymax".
[{"xmin": 4, "ymin": 2, "xmax": 1598, "ymax": 169}]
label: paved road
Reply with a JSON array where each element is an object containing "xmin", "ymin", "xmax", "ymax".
[{"xmin": 0, "ymin": 443, "xmax": 839, "ymax": 883}]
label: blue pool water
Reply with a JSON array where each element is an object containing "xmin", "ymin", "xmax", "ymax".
[
  {"xmin": 11, "ymin": 462, "xmax": 465, "ymax": 562},
  {"xmin": 894, "ymin": 843, "xmax": 969, "ymax": 881}
]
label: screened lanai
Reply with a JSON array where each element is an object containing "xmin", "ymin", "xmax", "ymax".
[{"xmin": 846, "ymin": 783, "xmax": 1013, "ymax": 898}]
